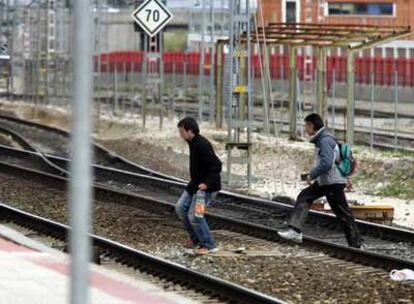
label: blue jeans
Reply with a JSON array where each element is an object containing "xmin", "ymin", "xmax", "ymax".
[{"xmin": 175, "ymin": 190, "xmax": 217, "ymax": 249}]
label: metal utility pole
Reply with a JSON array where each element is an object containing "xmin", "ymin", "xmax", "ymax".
[
  {"xmin": 32, "ymin": 0, "xmax": 52, "ymax": 105},
  {"xmin": 69, "ymin": 0, "xmax": 94, "ymax": 304},
  {"xmin": 221, "ymin": 0, "xmax": 225, "ymax": 37},
  {"xmin": 54, "ymin": 0, "xmax": 62, "ymax": 98},
  {"xmin": 215, "ymin": 38, "xmax": 225, "ymax": 128},
  {"xmin": 7, "ymin": 0, "xmax": 15, "ymax": 97},
  {"xmin": 209, "ymin": 0, "xmax": 215, "ymax": 124},
  {"xmin": 142, "ymin": 35, "xmax": 148, "ymax": 128},
  {"xmin": 95, "ymin": 0, "xmax": 102, "ymax": 118},
  {"xmin": 0, "ymin": 2, "xmax": 4, "ymax": 57},
  {"xmin": 393, "ymin": 69, "xmax": 399, "ymax": 150},
  {"xmin": 316, "ymin": 47, "xmax": 327, "ymax": 123},
  {"xmin": 139, "ymin": 32, "xmax": 164, "ymax": 129},
  {"xmin": 369, "ymin": 73, "xmax": 374, "ymax": 150},
  {"xmin": 226, "ymin": 0, "xmax": 253, "ymax": 187},
  {"xmin": 260, "ymin": 43, "xmax": 270, "ymax": 134},
  {"xmin": 346, "ymin": 51, "xmax": 355, "ymax": 144},
  {"xmin": 44, "ymin": 0, "xmax": 57, "ymax": 104},
  {"xmin": 198, "ymin": 0, "xmax": 206, "ymax": 121},
  {"xmin": 288, "ymin": 46, "xmax": 298, "ymax": 140}
]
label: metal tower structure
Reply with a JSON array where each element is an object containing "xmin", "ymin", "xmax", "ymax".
[
  {"xmin": 197, "ymin": 0, "xmax": 217, "ymax": 123},
  {"xmin": 225, "ymin": 0, "xmax": 253, "ymax": 187},
  {"xmin": 25, "ymin": 0, "xmax": 56, "ymax": 103},
  {"xmin": 55, "ymin": 0, "xmax": 70, "ymax": 99},
  {"xmin": 22, "ymin": 0, "xmax": 70, "ymax": 103}
]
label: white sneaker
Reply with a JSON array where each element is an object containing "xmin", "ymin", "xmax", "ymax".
[
  {"xmin": 357, "ymin": 244, "xmax": 367, "ymax": 250},
  {"xmin": 277, "ymin": 229, "xmax": 303, "ymax": 243},
  {"xmin": 193, "ymin": 247, "xmax": 219, "ymax": 255}
]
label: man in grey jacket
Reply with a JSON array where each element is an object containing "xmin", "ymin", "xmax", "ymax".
[{"xmin": 278, "ymin": 113, "xmax": 363, "ymax": 248}]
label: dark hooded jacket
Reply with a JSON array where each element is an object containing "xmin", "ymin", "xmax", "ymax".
[{"xmin": 186, "ymin": 134, "xmax": 222, "ymax": 194}]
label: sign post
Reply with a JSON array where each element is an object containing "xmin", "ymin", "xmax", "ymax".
[{"xmin": 132, "ymin": 0, "xmax": 173, "ymax": 128}]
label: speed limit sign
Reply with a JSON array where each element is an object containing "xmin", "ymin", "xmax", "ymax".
[{"xmin": 131, "ymin": 0, "xmax": 174, "ymax": 37}]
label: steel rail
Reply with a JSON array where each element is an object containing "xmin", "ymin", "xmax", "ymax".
[
  {"xmin": 0, "ymin": 124, "xmax": 37, "ymax": 151},
  {"xmin": 0, "ymin": 203, "xmax": 286, "ymax": 304},
  {"xmin": 0, "ymin": 126, "xmax": 68, "ymax": 175}
]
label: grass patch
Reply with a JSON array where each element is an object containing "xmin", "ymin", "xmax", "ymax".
[
  {"xmin": 377, "ymin": 165, "xmax": 414, "ymax": 199},
  {"xmin": 379, "ymin": 183, "xmax": 413, "ymax": 199},
  {"xmin": 354, "ymin": 163, "xmax": 414, "ymax": 199}
]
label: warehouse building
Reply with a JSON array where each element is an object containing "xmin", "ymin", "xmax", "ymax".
[{"xmin": 260, "ymin": 0, "xmax": 414, "ymax": 56}]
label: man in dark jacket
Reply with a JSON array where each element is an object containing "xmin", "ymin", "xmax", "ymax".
[
  {"xmin": 175, "ymin": 117, "xmax": 222, "ymax": 255},
  {"xmin": 278, "ymin": 113, "xmax": 363, "ymax": 248}
]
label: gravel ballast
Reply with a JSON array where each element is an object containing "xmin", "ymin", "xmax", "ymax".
[{"xmin": 0, "ymin": 172, "xmax": 413, "ymax": 303}]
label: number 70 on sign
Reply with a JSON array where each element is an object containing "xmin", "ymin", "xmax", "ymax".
[
  {"xmin": 131, "ymin": 0, "xmax": 174, "ymax": 37},
  {"xmin": 145, "ymin": 9, "xmax": 160, "ymax": 22}
]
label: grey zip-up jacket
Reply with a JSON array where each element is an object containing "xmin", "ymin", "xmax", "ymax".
[{"xmin": 309, "ymin": 127, "xmax": 347, "ymax": 186}]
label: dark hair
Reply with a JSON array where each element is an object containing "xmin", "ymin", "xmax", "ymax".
[
  {"xmin": 177, "ymin": 117, "xmax": 200, "ymax": 134},
  {"xmin": 304, "ymin": 113, "xmax": 324, "ymax": 131}
]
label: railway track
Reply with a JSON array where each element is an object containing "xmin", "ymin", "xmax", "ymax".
[
  {"xmin": 0, "ymin": 152, "xmax": 413, "ymax": 272},
  {"xmin": 0, "ymin": 149, "xmax": 413, "ymax": 301},
  {"xmin": 0, "ymin": 114, "xmax": 182, "ymax": 181},
  {"xmin": 0, "ymin": 125, "xmax": 69, "ymax": 176},
  {"xmin": 0, "ymin": 116, "xmax": 413, "ymax": 257},
  {"xmin": 0, "ymin": 204, "xmax": 284, "ymax": 304},
  {"xmin": 0, "ymin": 159, "xmax": 414, "ymax": 302},
  {"xmin": 0, "ymin": 141, "xmax": 414, "ymax": 262}
]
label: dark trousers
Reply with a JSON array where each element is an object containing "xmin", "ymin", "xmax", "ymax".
[{"xmin": 289, "ymin": 182, "xmax": 363, "ymax": 248}]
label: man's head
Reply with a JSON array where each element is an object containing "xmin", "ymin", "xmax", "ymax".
[
  {"xmin": 304, "ymin": 113, "xmax": 324, "ymax": 136},
  {"xmin": 177, "ymin": 117, "xmax": 200, "ymax": 141}
]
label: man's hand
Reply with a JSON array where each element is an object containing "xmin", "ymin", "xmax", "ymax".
[
  {"xmin": 306, "ymin": 175, "xmax": 314, "ymax": 185},
  {"xmin": 346, "ymin": 179, "xmax": 353, "ymax": 192},
  {"xmin": 198, "ymin": 183, "xmax": 207, "ymax": 191}
]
